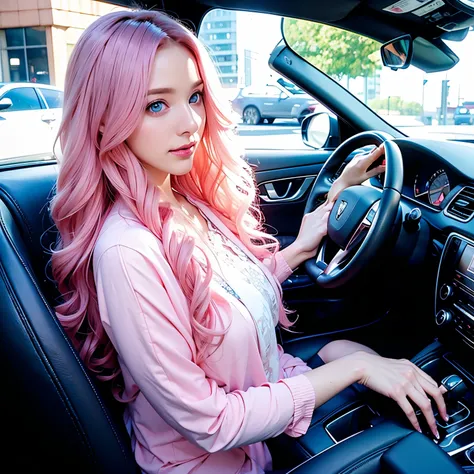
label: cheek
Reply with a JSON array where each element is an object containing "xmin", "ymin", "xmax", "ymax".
[
  {"xmin": 128, "ymin": 118, "xmax": 165, "ymax": 155},
  {"xmin": 198, "ymin": 107, "xmax": 207, "ymax": 134}
]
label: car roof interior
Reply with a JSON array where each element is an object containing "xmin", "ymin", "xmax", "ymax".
[
  {"xmin": 114, "ymin": 0, "xmax": 473, "ymax": 44},
  {"xmin": 110, "ymin": 0, "xmax": 474, "ymax": 72}
]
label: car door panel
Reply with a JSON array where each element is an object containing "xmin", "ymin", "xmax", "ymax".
[
  {"xmin": 251, "ymin": 148, "xmax": 386, "ymax": 338},
  {"xmin": 251, "ymin": 150, "xmax": 331, "ymax": 318},
  {"xmin": 249, "ymin": 149, "xmax": 332, "ymax": 239}
]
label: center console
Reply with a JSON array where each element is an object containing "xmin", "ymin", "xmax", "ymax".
[
  {"xmin": 435, "ymin": 232, "xmax": 474, "ymax": 351},
  {"xmin": 431, "ymin": 232, "xmax": 474, "ymax": 466},
  {"xmin": 270, "ymin": 232, "xmax": 474, "ymax": 473}
]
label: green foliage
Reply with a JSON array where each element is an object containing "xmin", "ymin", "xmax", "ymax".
[
  {"xmin": 369, "ymin": 97, "xmax": 422, "ymax": 116},
  {"xmin": 283, "ymin": 19, "xmax": 381, "ymax": 79}
]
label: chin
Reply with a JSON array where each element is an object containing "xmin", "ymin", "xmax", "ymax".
[{"xmin": 171, "ymin": 158, "xmax": 194, "ymax": 176}]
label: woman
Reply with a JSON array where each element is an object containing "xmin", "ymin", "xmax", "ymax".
[{"xmin": 50, "ymin": 9, "xmax": 447, "ymax": 474}]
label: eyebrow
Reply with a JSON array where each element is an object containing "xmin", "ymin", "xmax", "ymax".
[{"xmin": 147, "ymin": 80, "xmax": 203, "ymax": 96}]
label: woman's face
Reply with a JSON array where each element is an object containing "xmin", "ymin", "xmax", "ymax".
[{"xmin": 126, "ymin": 41, "xmax": 206, "ymax": 186}]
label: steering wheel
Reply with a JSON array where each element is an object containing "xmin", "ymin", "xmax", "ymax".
[{"xmin": 304, "ymin": 131, "xmax": 404, "ymax": 289}]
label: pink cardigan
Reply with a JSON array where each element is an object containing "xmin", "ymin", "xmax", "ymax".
[{"xmin": 93, "ymin": 198, "xmax": 316, "ymax": 473}]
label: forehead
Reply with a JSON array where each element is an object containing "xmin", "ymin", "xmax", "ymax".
[{"xmin": 149, "ymin": 42, "xmax": 201, "ymax": 88}]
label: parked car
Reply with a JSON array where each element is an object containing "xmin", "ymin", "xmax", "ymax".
[
  {"xmin": 453, "ymin": 106, "xmax": 473, "ymax": 125},
  {"xmin": 231, "ymin": 83, "xmax": 320, "ymax": 124},
  {"xmin": 0, "ymin": 82, "xmax": 63, "ymax": 162}
]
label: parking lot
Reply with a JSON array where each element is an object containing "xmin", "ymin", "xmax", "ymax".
[{"xmin": 236, "ymin": 120, "xmax": 474, "ymax": 150}]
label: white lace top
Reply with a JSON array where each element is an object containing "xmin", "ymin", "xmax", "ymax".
[{"xmin": 201, "ymin": 218, "xmax": 281, "ymax": 383}]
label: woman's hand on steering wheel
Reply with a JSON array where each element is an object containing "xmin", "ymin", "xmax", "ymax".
[
  {"xmin": 327, "ymin": 144, "xmax": 387, "ymax": 203},
  {"xmin": 294, "ymin": 200, "xmax": 333, "ymax": 258}
]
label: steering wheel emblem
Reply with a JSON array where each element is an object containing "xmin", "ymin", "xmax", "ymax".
[{"xmin": 336, "ymin": 200, "xmax": 347, "ymax": 220}]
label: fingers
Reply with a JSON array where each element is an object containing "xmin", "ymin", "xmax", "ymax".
[
  {"xmin": 371, "ymin": 144, "xmax": 385, "ymax": 159},
  {"xmin": 409, "ymin": 364, "xmax": 448, "ymax": 419},
  {"xmin": 411, "ymin": 363, "xmax": 438, "ymax": 389},
  {"xmin": 396, "ymin": 394, "xmax": 423, "ymax": 434},
  {"xmin": 311, "ymin": 200, "xmax": 333, "ymax": 216},
  {"xmin": 366, "ymin": 164, "xmax": 386, "ymax": 179},
  {"xmin": 406, "ymin": 386, "xmax": 439, "ymax": 439},
  {"xmin": 418, "ymin": 376, "xmax": 448, "ymax": 423},
  {"xmin": 360, "ymin": 144, "xmax": 385, "ymax": 165}
]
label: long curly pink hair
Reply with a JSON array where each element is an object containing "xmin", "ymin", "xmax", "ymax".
[{"xmin": 51, "ymin": 9, "xmax": 292, "ymax": 394}]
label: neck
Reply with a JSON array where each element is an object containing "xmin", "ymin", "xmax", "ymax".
[{"xmin": 157, "ymin": 175, "xmax": 182, "ymax": 208}]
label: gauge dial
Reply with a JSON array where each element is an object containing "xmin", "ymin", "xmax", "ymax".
[
  {"xmin": 428, "ymin": 169, "xmax": 450, "ymax": 207},
  {"xmin": 413, "ymin": 174, "xmax": 428, "ymax": 198}
]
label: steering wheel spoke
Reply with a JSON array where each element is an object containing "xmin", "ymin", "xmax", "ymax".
[
  {"xmin": 319, "ymin": 202, "xmax": 375, "ymax": 275},
  {"xmin": 304, "ymin": 132, "xmax": 403, "ymax": 289}
]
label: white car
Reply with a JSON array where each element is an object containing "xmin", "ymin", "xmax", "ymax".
[{"xmin": 0, "ymin": 83, "xmax": 63, "ymax": 162}]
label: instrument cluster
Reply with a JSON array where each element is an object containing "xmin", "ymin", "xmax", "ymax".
[{"xmin": 413, "ymin": 168, "xmax": 451, "ymax": 208}]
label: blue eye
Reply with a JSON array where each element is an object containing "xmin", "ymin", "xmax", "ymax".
[
  {"xmin": 190, "ymin": 91, "xmax": 202, "ymax": 104},
  {"xmin": 148, "ymin": 101, "xmax": 165, "ymax": 114}
]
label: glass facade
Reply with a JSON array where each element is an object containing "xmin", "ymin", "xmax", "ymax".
[
  {"xmin": 199, "ymin": 10, "xmax": 238, "ymax": 88},
  {"xmin": 0, "ymin": 27, "xmax": 50, "ymax": 84}
]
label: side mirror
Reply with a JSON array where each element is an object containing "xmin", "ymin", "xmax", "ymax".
[
  {"xmin": 0, "ymin": 98, "xmax": 13, "ymax": 111},
  {"xmin": 380, "ymin": 34, "xmax": 413, "ymax": 71},
  {"xmin": 301, "ymin": 112, "xmax": 339, "ymax": 149},
  {"xmin": 279, "ymin": 92, "xmax": 289, "ymax": 100}
]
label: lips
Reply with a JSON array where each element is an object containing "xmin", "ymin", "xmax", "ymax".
[{"xmin": 170, "ymin": 142, "xmax": 196, "ymax": 152}]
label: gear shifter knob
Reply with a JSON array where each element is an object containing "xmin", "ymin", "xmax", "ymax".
[{"xmin": 441, "ymin": 374, "xmax": 467, "ymax": 402}]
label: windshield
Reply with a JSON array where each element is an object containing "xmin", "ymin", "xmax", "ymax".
[
  {"xmin": 277, "ymin": 78, "xmax": 306, "ymax": 94},
  {"xmin": 283, "ymin": 20, "xmax": 474, "ymax": 141}
]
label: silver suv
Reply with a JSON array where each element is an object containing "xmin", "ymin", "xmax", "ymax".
[{"xmin": 231, "ymin": 83, "xmax": 319, "ymax": 125}]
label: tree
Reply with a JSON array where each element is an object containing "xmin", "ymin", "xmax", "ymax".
[
  {"xmin": 368, "ymin": 97, "xmax": 422, "ymax": 116},
  {"xmin": 283, "ymin": 19, "xmax": 381, "ymax": 81}
]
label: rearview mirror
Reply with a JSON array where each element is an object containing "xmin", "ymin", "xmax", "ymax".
[
  {"xmin": 0, "ymin": 97, "xmax": 13, "ymax": 111},
  {"xmin": 380, "ymin": 34, "xmax": 413, "ymax": 70}
]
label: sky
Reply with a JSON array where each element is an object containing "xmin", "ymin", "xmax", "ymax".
[{"xmin": 232, "ymin": 11, "xmax": 474, "ymax": 113}]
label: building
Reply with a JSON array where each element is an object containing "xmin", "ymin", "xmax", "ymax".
[
  {"xmin": 0, "ymin": 0, "xmax": 128, "ymax": 88},
  {"xmin": 198, "ymin": 9, "xmax": 238, "ymax": 88}
]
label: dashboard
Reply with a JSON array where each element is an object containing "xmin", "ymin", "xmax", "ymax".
[
  {"xmin": 377, "ymin": 163, "xmax": 456, "ymax": 210},
  {"xmin": 372, "ymin": 138, "xmax": 474, "ymax": 221},
  {"xmin": 412, "ymin": 168, "xmax": 450, "ymax": 208}
]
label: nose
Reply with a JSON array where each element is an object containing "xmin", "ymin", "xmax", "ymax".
[{"xmin": 177, "ymin": 103, "xmax": 201, "ymax": 136}]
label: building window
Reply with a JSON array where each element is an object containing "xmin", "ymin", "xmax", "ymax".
[
  {"xmin": 0, "ymin": 27, "xmax": 50, "ymax": 84},
  {"xmin": 210, "ymin": 44, "xmax": 233, "ymax": 52},
  {"xmin": 221, "ymin": 77, "xmax": 237, "ymax": 86}
]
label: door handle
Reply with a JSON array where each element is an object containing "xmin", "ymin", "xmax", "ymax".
[
  {"xmin": 41, "ymin": 114, "xmax": 56, "ymax": 124},
  {"xmin": 264, "ymin": 182, "xmax": 292, "ymax": 200},
  {"xmin": 260, "ymin": 177, "xmax": 314, "ymax": 202}
]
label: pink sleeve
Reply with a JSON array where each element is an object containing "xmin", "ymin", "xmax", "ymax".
[
  {"xmin": 278, "ymin": 344, "xmax": 312, "ymax": 379},
  {"xmin": 95, "ymin": 241, "xmax": 315, "ymax": 453},
  {"xmin": 277, "ymin": 344, "xmax": 315, "ymax": 437},
  {"xmin": 263, "ymin": 251, "xmax": 293, "ymax": 283}
]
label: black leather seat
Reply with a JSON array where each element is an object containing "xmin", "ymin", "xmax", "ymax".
[
  {"xmin": 0, "ymin": 164, "xmax": 137, "ymax": 473},
  {"xmin": 0, "ymin": 163, "xmax": 467, "ymax": 474}
]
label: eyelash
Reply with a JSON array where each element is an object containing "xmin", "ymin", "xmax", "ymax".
[{"xmin": 146, "ymin": 90, "xmax": 204, "ymax": 115}]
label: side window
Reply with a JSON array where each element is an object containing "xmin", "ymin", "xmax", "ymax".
[
  {"xmin": 1, "ymin": 88, "xmax": 42, "ymax": 112},
  {"xmin": 40, "ymin": 89, "xmax": 64, "ymax": 109},
  {"xmin": 198, "ymin": 9, "xmax": 310, "ymax": 149},
  {"xmin": 266, "ymin": 86, "xmax": 282, "ymax": 98}
]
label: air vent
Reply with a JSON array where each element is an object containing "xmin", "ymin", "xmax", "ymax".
[{"xmin": 445, "ymin": 187, "xmax": 474, "ymax": 222}]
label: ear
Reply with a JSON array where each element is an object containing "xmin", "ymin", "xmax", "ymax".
[{"xmin": 99, "ymin": 124, "xmax": 104, "ymax": 134}]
